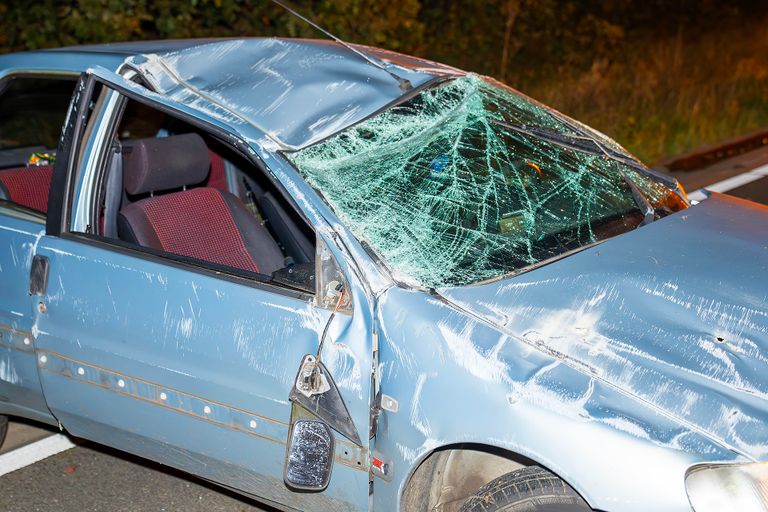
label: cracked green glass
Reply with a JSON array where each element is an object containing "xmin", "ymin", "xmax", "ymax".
[{"xmin": 289, "ymin": 75, "xmax": 686, "ymax": 288}]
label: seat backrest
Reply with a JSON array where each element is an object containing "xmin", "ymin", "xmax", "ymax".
[
  {"xmin": 117, "ymin": 134, "xmax": 285, "ymax": 275},
  {"xmin": 118, "ymin": 187, "xmax": 285, "ymax": 275},
  {"xmin": 0, "ymin": 165, "xmax": 53, "ymax": 213}
]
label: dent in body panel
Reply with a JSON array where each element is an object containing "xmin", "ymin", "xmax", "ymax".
[
  {"xmin": 479, "ymin": 284, "xmax": 768, "ymax": 458},
  {"xmin": 32, "ymin": 227, "xmax": 373, "ymax": 511},
  {"xmin": 437, "ymin": 196, "xmax": 768, "ymax": 462},
  {"xmin": 371, "ymin": 286, "xmax": 743, "ymax": 512},
  {"xmin": 125, "ymin": 38, "xmax": 439, "ymax": 151}
]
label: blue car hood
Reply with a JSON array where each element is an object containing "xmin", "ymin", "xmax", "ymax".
[{"xmin": 440, "ymin": 193, "xmax": 768, "ymax": 459}]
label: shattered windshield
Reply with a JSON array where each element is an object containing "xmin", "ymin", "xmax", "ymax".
[{"xmin": 288, "ymin": 75, "xmax": 686, "ymax": 288}]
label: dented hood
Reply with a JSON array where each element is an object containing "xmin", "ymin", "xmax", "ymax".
[{"xmin": 440, "ymin": 193, "xmax": 768, "ymax": 459}]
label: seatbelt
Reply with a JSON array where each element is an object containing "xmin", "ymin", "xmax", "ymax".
[{"xmin": 103, "ymin": 140, "xmax": 123, "ymax": 239}]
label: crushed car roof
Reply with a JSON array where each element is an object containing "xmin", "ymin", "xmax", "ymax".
[{"xmin": 49, "ymin": 38, "xmax": 462, "ymax": 149}]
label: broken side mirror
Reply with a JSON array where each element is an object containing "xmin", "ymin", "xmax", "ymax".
[
  {"xmin": 283, "ymin": 354, "xmax": 362, "ymax": 492},
  {"xmin": 284, "ymin": 402, "xmax": 335, "ymax": 491},
  {"xmin": 284, "ymin": 236, "xmax": 361, "ymax": 492}
]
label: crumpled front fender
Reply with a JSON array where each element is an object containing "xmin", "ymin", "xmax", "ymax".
[{"xmin": 370, "ymin": 286, "xmax": 742, "ymax": 512}]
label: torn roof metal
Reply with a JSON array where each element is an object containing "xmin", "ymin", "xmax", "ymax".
[
  {"xmin": 4, "ymin": 38, "xmax": 459, "ymax": 150},
  {"xmin": 114, "ymin": 38, "xmax": 458, "ymax": 150}
]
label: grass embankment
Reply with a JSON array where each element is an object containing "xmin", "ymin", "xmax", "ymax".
[{"xmin": 517, "ymin": 16, "xmax": 768, "ymax": 165}]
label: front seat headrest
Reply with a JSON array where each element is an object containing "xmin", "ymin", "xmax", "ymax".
[{"xmin": 123, "ymin": 133, "xmax": 210, "ymax": 195}]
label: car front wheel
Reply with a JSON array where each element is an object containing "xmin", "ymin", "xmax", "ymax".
[{"xmin": 459, "ymin": 466, "xmax": 591, "ymax": 512}]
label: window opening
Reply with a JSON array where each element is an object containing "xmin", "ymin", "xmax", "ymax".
[
  {"xmin": 77, "ymin": 94, "xmax": 316, "ymax": 293},
  {"xmin": 0, "ymin": 76, "xmax": 77, "ymax": 214}
]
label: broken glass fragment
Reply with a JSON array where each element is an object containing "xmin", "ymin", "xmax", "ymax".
[{"xmin": 288, "ymin": 75, "xmax": 686, "ymax": 288}]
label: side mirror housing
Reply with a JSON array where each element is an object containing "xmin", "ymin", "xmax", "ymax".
[
  {"xmin": 284, "ymin": 403, "xmax": 335, "ymax": 491},
  {"xmin": 283, "ymin": 353, "xmax": 363, "ymax": 492}
]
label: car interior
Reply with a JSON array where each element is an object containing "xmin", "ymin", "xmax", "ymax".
[
  {"xmin": 0, "ymin": 164, "xmax": 54, "ymax": 213},
  {"xmin": 0, "ymin": 76, "xmax": 316, "ymax": 293},
  {"xmin": 0, "ymin": 76, "xmax": 75, "ymax": 214},
  {"xmin": 97, "ymin": 98, "xmax": 316, "ymax": 289}
]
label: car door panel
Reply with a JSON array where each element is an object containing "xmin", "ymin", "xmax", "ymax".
[
  {"xmin": 32, "ymin": 233, "xmax": 370, "ymax": 511},
  {"xmin": 27, "ymin": 67, "xmax": 374, "ymax": 510},
  {"xmin": 0, "ymin": 71, "xmax": 84, "ymax": 424},
  {"xmin": 0, "ymin": 208, "xmax": 54, "ymax": 423}
]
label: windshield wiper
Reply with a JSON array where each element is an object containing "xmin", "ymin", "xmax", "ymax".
[
  {"xmin": 492, "ymin": 119, "xmax": 675, "ymax": 222},
  {"xmin": 491, "ymin": 119, "xmax": 657, "ymax": 225},
  {"xmin": 542, "ymin": 115, "xmax": 646, "ymax": 168},
  {"xmin": 491, "ymin": 119, "xmax": 646, "ymax": 169},
  {"xmin": 536, "ymin": 115, "xmax": 690, "ymax": 204},
  {"xmin": 620, "ymin": 171, "xmax": 655, "ymax": 225}
]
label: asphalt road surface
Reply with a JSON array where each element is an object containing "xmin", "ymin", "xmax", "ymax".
[
  {"xmin": 671, "ymin": 144, "xmax": 768, "ymax": 203},
  {"xmin": 0, "ymin": 421, "xmax": 275, "ymax": 511},
  {"xmin": 1, "ymin": 146, "xmax": 767, "ymax": 512},
  {"xmin": 721, "ymin": 175, "xmax": 768, "ymax": 204},
  {"xmin": 0, "ymin": 440, "xmax": 274, "ymax": 512}
]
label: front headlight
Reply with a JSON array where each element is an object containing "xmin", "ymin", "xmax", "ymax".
[{"xmin": 686, "ymin": 462, "xmax": 768, "ymax": 511}]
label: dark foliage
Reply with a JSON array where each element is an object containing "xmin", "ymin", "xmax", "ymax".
[{"xmin": 2, "ymin": 1, "xmax": 767, "ymax": 162}]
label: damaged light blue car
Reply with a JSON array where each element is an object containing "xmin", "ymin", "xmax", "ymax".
[{"xmin": 0, "ymin": 37, "xmax": 767, "ymax": 512}]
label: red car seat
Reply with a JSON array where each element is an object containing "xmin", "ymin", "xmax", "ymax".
[
  {"xmin": 0, "ymin": 165, "xmax": 54, "ymax": 213},
  {"xmin": 117, "ymin": 134, "xmax": 284, "ymax": 275}
]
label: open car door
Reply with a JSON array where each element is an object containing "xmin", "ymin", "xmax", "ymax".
[{"xmin": 30, "ymin": 68, "xmax": 373, "ymax": 511}]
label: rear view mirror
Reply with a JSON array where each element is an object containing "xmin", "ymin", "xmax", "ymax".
[{"xmin": 284, "ymin": 403, "xmax": 335, "ymax": 491}]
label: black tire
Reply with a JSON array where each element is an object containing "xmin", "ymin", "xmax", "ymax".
[
  {"xmin": 459, "ymin": 466, "xmax": 591, "ymax": 512},
  {"xmin": 0, "ymin": 415, "xmax": 7, "ymax": 448}
]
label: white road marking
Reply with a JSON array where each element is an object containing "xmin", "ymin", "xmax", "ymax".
[
  {"xmin": 0, "ymin": 434, "xmax": 76, "ymax": 476},
  {"xmin": 688, "ymin": 163, "xmax": 768, "ymax": 201}
]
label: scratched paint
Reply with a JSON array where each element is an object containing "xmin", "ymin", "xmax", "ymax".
[
  {"xmin": 0, "ymin": 351, "xmax": 19, "ymax": 384},
  {"xmin": 125, "ymin": 38, "xmax": 445, "ymax": 150},
  {"xmin": 438, "ymin": 194, "xmax": 768, "ymax": 462},
  {"xmin": 373, "ymin": 283, "xmax": 747, "ymax": 512},
  {"xmin": 0, "ymin": 211, "xmax": 53, "ymax": 421},
  {"xmin": 31, "ymin": 220, "xmax": 373, "ymax": 512}
]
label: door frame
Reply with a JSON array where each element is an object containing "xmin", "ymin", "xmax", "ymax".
[
  {"xmin": 49, "ymin": 67, "xmax": 326, "ymax": 299},
  {"xmin": 0, "ymin": 68, "xmax": 81, "ymax": 426},
  {"xmin": 35, "ymin": 65, "xmax": 376, "ymax": 509}
]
